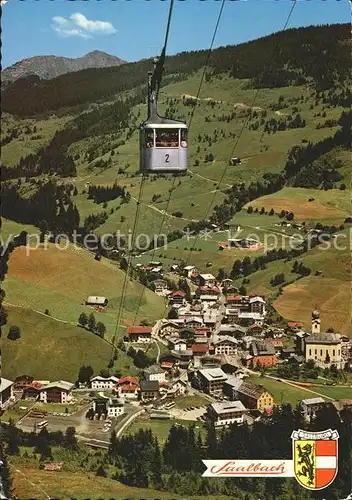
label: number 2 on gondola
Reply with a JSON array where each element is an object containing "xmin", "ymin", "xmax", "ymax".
[{"xmin": 165, "ymin": 154, "xmax": 170, "ymax": 163}]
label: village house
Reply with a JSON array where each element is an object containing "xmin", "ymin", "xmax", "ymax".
[
  {"xmin": 168, "ymin": 378, "xmax": 188, "ymax": 396},
  {"xmin": 219, "ymin": 324, "xmax": 248, "ymax": 338},
  {"xmin": 207, "ymin": 401, "xmax": 246, "ymax": 427},
  {"xmin": 249, "ymin": 296, "xmax": 266, "ymax": 315},
  {"xmin": 213, "ymin": 337, "xmax": 239, "ymax": 356},
  {"xmin": 195, "ymin": 368, "xmax": 228, "ymax": 396},
  {"xmin": 152, "ymin": 279, "xmax": 168, "ymax": 293},
  {"xmin": 203, "ymin": 314, "xmax": 217, "ymax": 329},
  {"xmin": 92, "ymin": 396, "xmax": 125, "ymax": 418},
  {"xmin": 116, "ymin": 377, "xmax": 139, "ymax": 398},
  {"xmin": 159, "ymin": 321, "xmax": 180, "ymax": 337},
  {"xmin": 183, "ymin": 265, "xmax": 197, "ymax": 278},
  {"xmin": 226, "ymin": 295, "xmax": 249, "ymax": 310},
  {"xmin": 248, "ymin": 323, "xmax": 263, "ymax": 336},
  {"xmin": 224, "ymin": 378, "xmax": 274, "ymax": 412},
  {"xmin": 224, "ymin": 307, "xmax": 240, "ymax": 324},
  {"xmin": 139, "ymin": 380, "xmax": 160, "ymax": 401},
  {"xmin": 192, "ymin": 344, "xmax": 209, "ymax": 357},
  {"xmin": 39, "ymin": 381, "xmax": 74, "ymax": 404},
  {"xmin": 23, "ymin": 381, "xmax": 43, "ymax": 399},
  {"xmin": 170, "ymin": 349, "xmax": 193, "ymax": 369},
  {"xmin": 238, "ymin": 311, "xmax": 265, "ymax": 325},
  {"xmin": 0, "ymin": 378, "xmax": 14, "ymax": 410},
  {"xmin": 194, "ymin": 326, "xmax": 211, "ymax": 338},
  {"xmin": 266, "ymin": 339, "xmax": 284, "ymax": 352},
  {"xmin": 169, "ymin": 290, "xmax": 186, "ymax": 306},
  {"xmin": 85, "ymin": 296, "xmax": 108, "ymax": 308},
  {"xmin": 300, "ymin": 397, "xmax": 327, "ymax": 422},
  {"xmin": 143, "ymin": 365, "xmax": 166, "ymax": 383},
  {"xmin": 90, "ymin": 375, "xmax": 119, "ymax": 390},
  {"xmin": 168, "ymin": 337, "xmax": 187, "ymax": 351},
  {"xmin": 13, "ymin": 375, "xmax": 34, "ymax": 390},
  {"xmin": 184, "ymin": 317, "xmax": 203, "ymax": 329},
  {"xmin": 126, "ymin": 326, "xmax": 153, "ymax": 343},
  {"xmin": 245, "ymin": 341, "xmax": 277, "ymax": 367},
  {"xmin": 198, "ymin": 274, "xmax": 216, "ymax": 287}
]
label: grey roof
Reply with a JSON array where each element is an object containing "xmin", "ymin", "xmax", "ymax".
[
  {"xmin": 210, "ymin": 400, "xmax": 246, "ymax": 414},
  {"xmin": 214, "ymin": 336, "xmax": 239, "ymax": 346},
  {"xmin": 251, "ymin": 341, "xmax": 276, "ymax": 356},
  {"xmin": 301, "ymin": 397, "xmax": 325, "ymax": 406},
  {"xmin": 41, "ymin": 380, "xmax": 74, "ymax": 392},
  {"xmin": 140, "ymin": 380, "xmax": 159, "ymax": 392},
  {"xmin": 145, "ymin": 364, "xmax": 164, "ymax": 374},
  {"xmin": 305, "ymin": 333, "xmax": 341, "ymax": 345},
  {"xmin": 198, "ymin": 368, "xmax": 227, "ymax": 381},
  {"xmin": 219, "ymin": 325, "xmax": 247, "ymax": 334},
  {"xmin": 0, "ymin": 378, "xmax": 13, "ymax": 393},
  {"xmin": 224, "ymin": 377, "xmax": 243, "ymax": 391},
  {"xmin": 109, "ymin": 398, "xmax": 124, "ymax": 407}
]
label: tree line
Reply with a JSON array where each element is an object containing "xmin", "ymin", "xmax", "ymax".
[
  {"xmin": 87, "ymin": 183, "xmax": 129, "ymax": 204},
  {"xmin": 3, "ymin": 24, "xmax": 349, "ymax": 117}
]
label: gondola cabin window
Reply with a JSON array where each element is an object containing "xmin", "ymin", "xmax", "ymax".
[
  {"xmin": 155, "ymin": 128, "xmax": 180, "ymax": 148},
  {"xmin": 180, "ymin": 128, "xmax": 188, "ymax": 148},
  {"xmin": 144, "ymin": 129, "xmax": 154, "ymax": 148}
]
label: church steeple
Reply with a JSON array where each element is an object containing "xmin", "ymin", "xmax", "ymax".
[{"xmin": 311, "ymin": 305, "xmax": 321, "ymax": 334}]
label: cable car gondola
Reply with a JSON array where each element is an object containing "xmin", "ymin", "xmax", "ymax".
[{"xmin": 140, "ymin": 58, "xmax": 188, "ymax": 174}]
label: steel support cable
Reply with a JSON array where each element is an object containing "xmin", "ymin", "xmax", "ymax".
[
  {"xmin": 111, "ymin": 175, "xmax": 146, "ymax": 352},
  {"xmin": 111, "ymin": 1, "xmax": 176, "ymax": 352},
  {"xmin": 132, "ymin": 0, "xmax": 226, "ymax": 326},
  {"xmin": 179, "ymin": 0, "xmax": 298, "ymax": 274}
]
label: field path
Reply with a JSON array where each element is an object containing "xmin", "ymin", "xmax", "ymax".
[{"xmin": 130, "ymin": 196, "xmax": 198, "ymax": 222}]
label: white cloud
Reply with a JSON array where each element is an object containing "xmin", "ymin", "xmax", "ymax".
[{"xmin": 52, "ymin": 12, "xmax": 117, "ymax": 39}]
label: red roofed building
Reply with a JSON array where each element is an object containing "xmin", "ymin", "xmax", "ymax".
[
  {"xmin": 196, "ymin": 286, "xmax": 220, "ymax": 296},
  {"xmin": 23, "ymin": 381, "xmax": 43, "ymax": 399},
  {"xmin": 192, "ymin": 344, "xmax": 209, "ymax": 356},
  {"xmin": 287, "ymin": 322, "xmax": 304, "ymax": 329},
  {"xmin": 127, "ymin": 326, "xmax": 152, "ymax": 343},
  {"xmin": 169, "ymin": 290, "xmax": 186, "ymax": 305},
  {"xmin": 116, "ymin": 377, "xmax": 139, "ymax": 398},
  {"xmin": 161, "ymin": 361, "xmax": 174, "ymax": 369},
  {"xmin": 195, "ymin": 327, "xmax": 211, "ymax": 337}
]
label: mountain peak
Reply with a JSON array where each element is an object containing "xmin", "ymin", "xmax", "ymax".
[{"xmin": 2, "ymin": 51, "xmax": 125, "ymax": 85}]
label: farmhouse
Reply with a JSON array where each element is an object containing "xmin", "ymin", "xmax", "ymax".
[
  {"xmin": 143, "ymin": 365, "xmax": 166, "ymax": 383},
  {"xmin": 198, "ymin": 274, "xmax": 216, "ymax": 287},
  {"xmin": 86, "ymin": 296, "xmax": 108, "ymax": 307},
  {"xmin": 139, "ymin": 380, "xmax": 160, "ymax": 401},
  {"xmin": 185, "ymin": 317, "xmax": 203, "ymax": 328},
  {"xmin": 169, "ymin": 290, "xmax": 186, "ymax": 305},
  {"xmin": 13, "ymin": 375, "xmax": 34, "ymax": 390},
  {"xmin": 184, "ymin": 265, "xmax": 197, "ymax": 278},
  {"xmin": 213, "ymin": 337, "xmax": 238, "ymax": 356},
  {"xmin": 92, "ymin": 396, "xmax": 125, "ymax": 418},
  {"xmin": 23, "ymin": 381, "xmax": 44, "ymax": 399},
  {"xmin": 249, "ymin": 296, "xmax": 266, "ymax": 315},
  {"xmin": 90, "ymin": 375, "xmax": 119, "ymax": 390},
  {"xmin": 159, "ymin": 321, "xmax": 180, "ymax": 337},
  {"xmin": 152, "ymin": 279, "xmax": 168, "ymax": 293},
  {"xmin": 192, "ymin": 344, "xmax": 209, "ymax": 356},
  {"xmin": 207, "ymin": 401, "xmax": 246, "ymax": 427},
  {"xmin": 246, "ymin": 341, "xmax": 277, "ymax": 367},
  {"xmin": 116, "ymin": 377, "xmax": 139, "ymax": 398},
  {"xmin": 0, "ymin": 378, "xmax": 14, "ymax": 410},
  {"xmin": 195, "ymin": 368, "xmax": 228, "ymax": 396},
  {"xmin": 39, "ymin": 381, "xmax": 74, "ymax": 404},
  {"xmin": 300, "ymin": 397, "xmax": 327, "ymax": 421},
  {"xmin": 168, "ymin": 378, "xmax": 188, "ymax": 396},
  {"xmin": 127, "ymin": 326, "xmax": 153, "ymax": 343},
  {"xmin": 168, "ymin": 337, "xmax": 187, "ymax": 351},
  {"xmin": 225, "ymin": 379, "xmax": 274, "ymax": 411}
]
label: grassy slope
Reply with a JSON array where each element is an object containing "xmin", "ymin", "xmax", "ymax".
[
  {"xmin": 11, "ymin": 462, "xmax": 226, "ymax": 500},
  {"xmin": 248, "ymin": 187, "xmax": 350, "ymax": 223},
  {"xmin": 4, "ymin": 244, "xmax": 166, "ymax": 335},
  {"xmin": 2, "ymin": 306, "xmax": 137, "ymax": 381}
]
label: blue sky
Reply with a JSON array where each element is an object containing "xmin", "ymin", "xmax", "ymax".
[{"xmin": 2, "ymin": 0, "xmax": 350, "ymax": 69}]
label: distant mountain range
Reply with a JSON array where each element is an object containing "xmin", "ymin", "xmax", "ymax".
[{"xmin": 1, "ymin": 50, "xmax": 125, "ymax": 86}]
